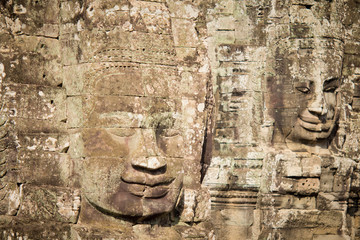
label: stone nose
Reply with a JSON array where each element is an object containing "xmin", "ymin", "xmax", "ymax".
[
  {"xmin": 308, "ymin": 106, "xmax": 328, "ymax": 115},
  {"xmin": 131, "ymin": 157, "xmax": 166, "ymax": 171},
  {"xmin": 308, "ymin": 94, "xmax": 328, "ymax": 116},
  {"xmin": 141, "ymin": 129, "xmax": 160, "ymax": 157}
]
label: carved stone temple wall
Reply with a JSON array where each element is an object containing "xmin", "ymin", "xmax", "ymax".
[{"xmin": 0, "ymin": 0, "xmax": 360, "ymax": 240}]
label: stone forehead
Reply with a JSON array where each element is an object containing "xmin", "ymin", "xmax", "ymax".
[
  {"xmin": 82, "ymin": 61, "xmax": 180, "ymax": 97},
  {"xmin": 82, "ymin": 95, "xmax": 182, "ymax": 128},
  {"xmin": 84, "ymin": 95, "xmax": 181, "ymax": 113}
]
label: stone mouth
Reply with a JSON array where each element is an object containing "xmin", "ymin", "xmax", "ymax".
[
  {"xmin": 121, "ymin": 172, "xmax": 175, "ymax": 187},
  {"xmin": 126, "ymin": 183, "xmax": 170, "ymax": 198},
  {"xmin": 298, "ymin": 117, "xmax": 333, "ymax": 132},
  {"xmin": 122, "ymin": 181, "xmax": 172, "ymax": 198},
  {"xmin": 299, "ymin": 115, "xmax": 323, "ymax": 124}
]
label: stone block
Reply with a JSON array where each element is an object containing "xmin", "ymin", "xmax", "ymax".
[
  {"xmin": 279, "ymin": 178, "xmax": 297, "ymax": 193},
  {"xmin": 63, "ymin": 64, "xmax": 86, "ymax": 95},
  {"xmin": 168, "ymin": 2, "xmax": 199, "ymax": 19},
  {"xmin": 182, "ymin": 158, "xmax": 201, "ymax": 187},
  {"xmin": 215, "ymin": 16, "xmax": 236, "ymax": 31},
  {"xmin": 0, "ymin": 224, "xmax": 71, "ymax": 240},
  {"xmin": 3, "ymin": 83, "xmax": 66, "ymax": 125},
  {"xmin": 333, "ymin": 175, "xmax": 351, "ymax": 194},
  {"xmin": 320, "ymin": 169, "xmax": 335, "ymax": 192},
  {"xmin": 350, "ymin": 170, "xmax": 360, "ymax": 191},
  {"xmin": 60, "ymin": 1, "xmax": 83, "ymax": 24},
  {"xmin": 221, "ymin": 208, "xmax": 254, "ymax": 226},
  {"xmin": 301, "ymin": 156, "xmax": 321, "ymax": 177},
  {"xmin": 172, "ymin": 19, "xmax": 199, "ymax": 47},
  {"xmin": 296, "ymin": 178, "xmax": 320, "ymax": 195},
  {"xmin": 8, "ymin": 0, "xmax": 60, "ymax": 37},
  {"xmin": 0, "ymin": 182, "xmax": 21, "ymax": 216},
  {"xmin": 215, "ymin": 31, "xmax": 235, "ymax": 44},
  {"xmin": 313, "ymin": 235, "xmax": 349, "ymax": 240},
  {"xmin": 131, "ymin": 1, "xmax": 171, "ymax": 34},
  {"xmin": 215, "ymin": 225, "xmax": 251, "ymax": 240},
  {"xmin": 202, "ymin": 167, "xmax": 221, "ymax": 186},
  {"xmin": 211, "ymin": 206, "xmax": 254, "ymax": 240},
  {"xmin": 68, "ymin": 129, "xmax": 83, "ymax": 159},
  {"xmin": 18, "ymin": 150, "xmax": 72, "ymax": 187},
  {"xmin": 262, "ymin": 210, "xmax": 313, "ymax": 229},
  {"xmin": 71, "ymin": 225, "xmax": 131, "ymax": 240},
  {"xmin": 216, "ymin": 142, "xmax": 258, "ymax": 157},
  {"xmin": 173, "ymin": 225, "xmax": 208, "ymax": 239},
  {"xmin": 234, "ymin": 20, "xmax": 252, "ymax": 45},
  {"xmin": 3, "ymin": 36, "xmax": 62, "ymax": 86},
  {"xmin": 66, "ymin": 96, "xmax": 83, "ymax": 128},
  {"xmin": 282, "ymin": 158, "xmax": 302, "ymax": 177},
  {"xmin": 194, "ymin": 187, "xmax": 211, "ymax": 222},
  {"xmin": 180, "ymin": 189, "xmax": 197, "ymax": 222},
  {"xmin": 18, "ymin": 185, "xmax": 80, "ymax": 223},
  {"xmin": 60, "ymin": 39, "xmax": 80, "ymax": 66},
  {"xmin": 276, "ymin": 195, "xmax": 316, "ymax": 209},
  {"xmin": 203, "ymin": 166, "xmax": 231, "ymax": 188},
  {"xmin": 214, "ymin": 0, "xmax": 235, "ymax": 15},
  {"xmin": 175, "ymin": 47, "xmax": 197, "ymax": 63},
  {"xmin": 78, "ymin": 2, "xmax": 132, "ymax": 31},
  {"xmin": 260, "ymin": 228, "xmax": 314, "ymax": 240},
  {"xmin": 17, "ymin": 133, "xmax": 61, "ymax": 152},
  {"xmin": 269, "ymin": 210, "xmax": 343, "ymax": 229},
  {"xmin": 179, "ymin": 71, "xmax": 207, "ymax": 99},
  {"xmin": 317, "ymin": 193, "xmax": 342, "ymax": 210}
]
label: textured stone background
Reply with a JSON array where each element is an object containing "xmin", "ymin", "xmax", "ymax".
[{"xmin": 0, "ymin": 0, "xmax": 359, "ymax": 240}]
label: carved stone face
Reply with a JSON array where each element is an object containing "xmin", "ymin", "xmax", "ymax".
[
  {"xmin": 81, "ymin": 63, "xmax": 184, "ymax": 218},
  {"xmin": 270, "ymin": 39, "xmax": 343, "ymax": 147}
]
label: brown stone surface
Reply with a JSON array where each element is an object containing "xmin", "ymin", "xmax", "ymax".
[{"xmin": 0, "ymin": 0, "xmax": 359, "ymax": 239}]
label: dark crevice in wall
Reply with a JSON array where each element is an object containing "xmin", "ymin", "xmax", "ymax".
[{"xmin": 200, "ymin": 77, "xmax": 214, "ymax": 183}]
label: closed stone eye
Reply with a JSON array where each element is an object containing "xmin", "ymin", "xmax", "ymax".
[
  {"xmin": 296, "ymin": 87, "xmax": 311, "ymax": 94},
  {"xmin": 107, "ymin": 128, "xmax": 136, "ymax": 137},
  {"xmin": 323, "ymin": 86, "xmax": 337, "ymax": 93}
]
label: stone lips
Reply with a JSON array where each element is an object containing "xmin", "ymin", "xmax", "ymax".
[
  {"xmin": 110, "ymin": 174, "xmax": 183, "ymax": 217},
  {"xmin": 121, "ymin": 159, "xmax": 175, "ymax": 199}
]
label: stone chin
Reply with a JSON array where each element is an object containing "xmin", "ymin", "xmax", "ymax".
[{"xmin": 86, "ymin": 174, "xmax": 183, "ymax": 218}]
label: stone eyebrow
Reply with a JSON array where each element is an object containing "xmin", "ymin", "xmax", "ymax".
[
  {"xmin": 323, "ymin": 77, "xmax": 339, "ymax": 86},
  {"xmin": 294, "ymin": 80, "xmax": 312, "ymax": 87},
  {"xmin": 140, "ymin": 112, "xmax": 177, "ymax": 129}
]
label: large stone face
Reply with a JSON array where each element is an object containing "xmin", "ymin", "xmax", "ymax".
[
  {"xmin": 0, "ymin": 0, "xmax": 360, "ymax": 239},
  {"xmin": 77, "ymin": 31, "xmax": 186, "ymax": 218}
]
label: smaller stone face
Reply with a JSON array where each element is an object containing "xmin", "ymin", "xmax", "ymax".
[{"xmin": 269, "ymin": 38, "xmax": 343, "ymax": 148}]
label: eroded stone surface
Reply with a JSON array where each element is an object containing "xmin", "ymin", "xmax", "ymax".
[{"xmin": 0, "ymin": 0, "xmax": 360, "ymax": 239}]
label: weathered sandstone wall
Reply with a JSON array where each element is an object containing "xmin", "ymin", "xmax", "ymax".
[{"xmin": 0, "ymin": 1, "xmax": 359, "ymax": 240}]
